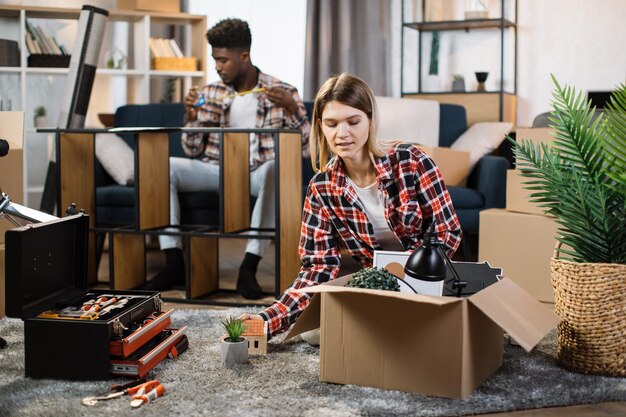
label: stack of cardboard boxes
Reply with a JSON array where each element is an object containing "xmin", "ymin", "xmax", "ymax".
[
  {"xmin": 478, "ymin": 128, "xmax": 559, "ymax": 303},
  {"xmin": 0, "ymin": 112, "xmax": 24, "ymax": 318}
]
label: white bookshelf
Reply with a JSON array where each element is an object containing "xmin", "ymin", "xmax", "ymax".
[{"xmin": 0, "ymin": 5, "xmax": 207, "ymax": 207}]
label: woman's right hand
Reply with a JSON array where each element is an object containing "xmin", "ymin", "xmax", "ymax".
[{"xmin": 238, "ymin": 313, "xmax": 264, "ymax": 322}]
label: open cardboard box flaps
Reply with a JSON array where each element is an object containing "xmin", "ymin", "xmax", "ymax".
[{"xmin": 286, "ymin": 275, "xmax": 559, "ymax": 399}]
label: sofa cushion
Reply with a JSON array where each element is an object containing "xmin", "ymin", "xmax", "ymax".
[
  {"xmin": 439, "ymin": 104, "xmax": 468, "ymax": 147},
  {"xmin": 178, "ymin": 190, "xmax": 220, "ymax": 210},
  {"xmin": 447, "ymin": 186, "xmax": 484, "ymax": 209},
  {"xmin": 376, "ymin": 96, "xmax": 439, "ymax": 146},
  {"xmin": 450, "ymin": 122, "xmax": 512, "ymax": 168},
  {"xmin": 97, "ymin": 185, "xmax": 135, "ymax": 206},
  {"xmin": 114, "ymin": 103, "xmax": 186, "ymax": 158},
  {"xmin": 95, "ymin": 133, "xmax": 135, "ymax": 185},
  {"xmin": 97, "ymin": 185, "xmax": 220, "ymax": 211},
  {"xmin": 96, "ymin": 206, "xmax": 136, "ymax": 226}
]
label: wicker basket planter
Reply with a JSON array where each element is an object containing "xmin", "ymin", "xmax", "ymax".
[{"xmin": 551, "ymin": 244, "xmax": 626, "ymax": 376}]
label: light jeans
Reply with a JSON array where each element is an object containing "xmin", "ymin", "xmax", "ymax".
[{"xmin": 159, "ymin": 157, "xmax": 275, "ymax": 257}]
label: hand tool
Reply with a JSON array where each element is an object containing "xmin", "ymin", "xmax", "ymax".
[
  {"xmin": 82, "ymin": 378, "xmax": 147, "ymax": 406},
  {"xmin": 38, "ymin": 309, "xmax": 98, "ymax": 320},
  {"xmin": 168, "ymin": 334, "xmax": 189, "ymax": 359},
  {"xmin": 99, "ymin": 298, "xmax": 128, "ymax": 316},
  {"xmin": 193, "ymin": 87, "xmax": 266, "ymax": 106},
  {"xmin": 129, "ymin": 380, "xmax": 165, "ymax": 407}
]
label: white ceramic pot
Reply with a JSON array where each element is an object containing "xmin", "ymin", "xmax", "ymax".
[
  {"xmin": 220, "ymin": 337, "xmax": 248, "ymax": 365},
  {"xmin": 34, "ymin": 115, "xmax": 47, "ymax": 128}
]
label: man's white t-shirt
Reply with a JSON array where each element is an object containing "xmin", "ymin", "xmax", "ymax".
[{"xmin": 229, "ymin": 93, "xmax": 259, "ymax": 166}]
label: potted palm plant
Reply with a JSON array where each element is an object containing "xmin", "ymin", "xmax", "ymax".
[
  {"xmin": 510, "ymin": 75, "xmax": 626, "ymax": 376},
  {"xmin": 220, "ymin": 316, "xmax": 249, "ymax": 365}
]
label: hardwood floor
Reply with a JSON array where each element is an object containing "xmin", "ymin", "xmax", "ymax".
[
  {"xmin": 475, "ymin": 402, "xmax": 626, "ymax": 417},
  {"xmin": 98, "ymin": 237, "xmax": 277, "ymax": 305},
  {"xmin": 98, "ymin": 239, "xmax": 626, "ymax": 417}
]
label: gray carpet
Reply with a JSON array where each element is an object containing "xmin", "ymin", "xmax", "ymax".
[{"xmin": 1, "ymin": 308, "xmax": 625, "ymax": 417}]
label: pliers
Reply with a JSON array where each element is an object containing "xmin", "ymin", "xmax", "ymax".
[{"xmin": 129, "ymin": 379, "xmax": 166, "ymax": 407}]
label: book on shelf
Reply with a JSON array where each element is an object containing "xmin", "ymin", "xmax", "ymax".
[
  {"xmin": 168, "ymin": 39, "xmax": 184, "ymax": 58},
  {"xmin": 25, "ymin": 33, "xmax": 41, "ymax": 54},
  {"xmin": 149, "ymin": 37, "xmax": 185, "ymax": 58},
  {"xmin": 25, "ymin": 19, "xmax": 68, "ymax": 56}
]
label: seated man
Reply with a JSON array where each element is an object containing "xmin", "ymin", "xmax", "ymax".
[{"xmin": 140, "ymin": 18, "xmax": 310, "ymax": 299}]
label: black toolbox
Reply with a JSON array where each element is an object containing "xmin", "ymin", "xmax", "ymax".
[{"xmin": 5, "ymin": 214, "xmax": 162, "ymax": 380}]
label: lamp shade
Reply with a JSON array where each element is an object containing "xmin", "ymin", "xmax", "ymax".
[{"xmin": 404, "ymin": 223, "xmax": 447, "ymax": 282}]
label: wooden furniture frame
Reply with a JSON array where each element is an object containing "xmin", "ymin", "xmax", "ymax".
[{"xmin": 50, "ymin": 127, "xmax": 302, "ymax": 305}]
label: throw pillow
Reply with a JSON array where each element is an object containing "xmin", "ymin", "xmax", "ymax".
[
  {"xmin": 450, "ymin": 122, "xmax": 512, "ymax": 168},
  {"xmin": 95, "ymin": 133, "xmax": 134, "ymax": 185}
]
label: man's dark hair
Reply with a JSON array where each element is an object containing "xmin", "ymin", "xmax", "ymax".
[{"xmin": 206, "ymin": 18, "xmax": 252, "ymax": 51}]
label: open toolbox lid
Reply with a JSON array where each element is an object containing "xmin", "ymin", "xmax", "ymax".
[
  {"xmin": 287, "ymin": 275, "xmax": 560, "ymax": 352},
  {"xmin": 5, "ymin": 213, "xmax": 89, "ymax": 319}
]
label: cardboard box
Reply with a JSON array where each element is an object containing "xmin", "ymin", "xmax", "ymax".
[
  {"xmin": 287, "ymin": 275, "xmax": 558, "ymax": 399},
  {"xmin": 0, "ymin": 111, "xmax": 24, "ymax": 245},
  {"xmin": 506, "ymin": 169, "xmax": 551, "ymax": 216},
  {"xmin": 418, "ymin": 145, "xmax": 470, "ymax": 187},
  {"xmin": 0, "ymin": 244, "xmax": 4, "ymax": 318},
  {"xmin": 117, "ymin": 0, "xmax": 179, "ymax": 13},
  {"xmin": 514, "ymin": 128, "xmax": 555, "ymax": 169},
  {"xmin": 479, "ymin": 209, "xmax": 560, "ymax": 302}
]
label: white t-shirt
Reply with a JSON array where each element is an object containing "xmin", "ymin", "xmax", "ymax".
[
  {"xmin": 229, "ymin": 93, "xmax": 258, "ymax": 166},
  {"xmin": 348, "ymin": 178, "xmax": 404, "ymax": 251}
]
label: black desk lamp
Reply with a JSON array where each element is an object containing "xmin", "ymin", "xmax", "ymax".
[{"xmin": 404, "ymin": 222, "xmax": 467, "ymax": 297}]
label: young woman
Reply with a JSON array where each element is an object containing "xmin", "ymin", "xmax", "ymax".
[{"xmin": 242, "ymin": 73, "xmax": 462, "ymax": 339}]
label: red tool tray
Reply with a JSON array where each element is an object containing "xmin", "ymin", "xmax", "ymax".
[
  {"xmin": 109, "ymin": 309, "xmax": 174, "ymax": 357},
  {"xmin": 110, "ymin": 326, "xmax": 188, "ymax": 378}
]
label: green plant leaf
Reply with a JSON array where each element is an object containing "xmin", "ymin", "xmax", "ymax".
[
  {"xmin": 347, "ymin": 267, "xmax": 401, "ymax": 291},
  {"xmin": 603, "ymin": 83, "xmax": 626, "ymax": 195},
  {"xmin": 509, "ymin": 76, "xmax": 626, "ymax": 264},
  {"xmin": 221, "ymin": 316, "xmax": 249, "ymax": 342}
]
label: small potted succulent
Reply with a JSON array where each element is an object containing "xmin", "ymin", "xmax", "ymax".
[
  {"xmin": 220, "ymin": 316, "xmax": 249, "ymax": 365},
  {"xmin": 452, "ymin": 74, "xmax": 465, "ymax": 92},
  {"xmin": 34, "ymin": 105, "xmax": 47, "ymax": 128}
]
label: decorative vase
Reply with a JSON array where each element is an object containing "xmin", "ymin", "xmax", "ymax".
[
  {"xmin": 475, "ymin": 72, "xmax": 489, "ymax": 92},
  {"xmin": 220, "ymin": 337, "xmax": 249, "ymax": 365},
  {"xmin": 551, "ymin": 243, "xmax": 626, "ymax": 376},
  {"xmin": 452, "ymin": 79, "xmax": 465, "ymax": 92}
]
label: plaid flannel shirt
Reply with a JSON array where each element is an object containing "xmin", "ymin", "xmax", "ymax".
[
  {"xmin": 181, "ymin": 70, "xmax": 310, "ymax": 168},
  {"xmin": 259, "ymin": 143, "xmax": 462, "ymax": 337}
]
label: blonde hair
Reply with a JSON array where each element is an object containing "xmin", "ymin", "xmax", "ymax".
[{"xmin": 309, "ymin": 73, "xmax": 388, "ymax": 173}]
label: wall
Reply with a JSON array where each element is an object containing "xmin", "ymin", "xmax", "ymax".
[
  {"xmin": 516, "ymin": 0, "xmax": 626, "ymax": 126},
  {"xmin": 6, "ymin": 0, "xmax": 626, "ymax": 127},
  {"xmin": 395, "ymin": 0, "xmax": 626, "ymax": 126},
  {"xmin": 187, "ymin": 0, "xmax": 307, "ymax": 95},
  {"xmin": 192, "ymin": 0, "xmax": 624, "ymax": 126}
]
